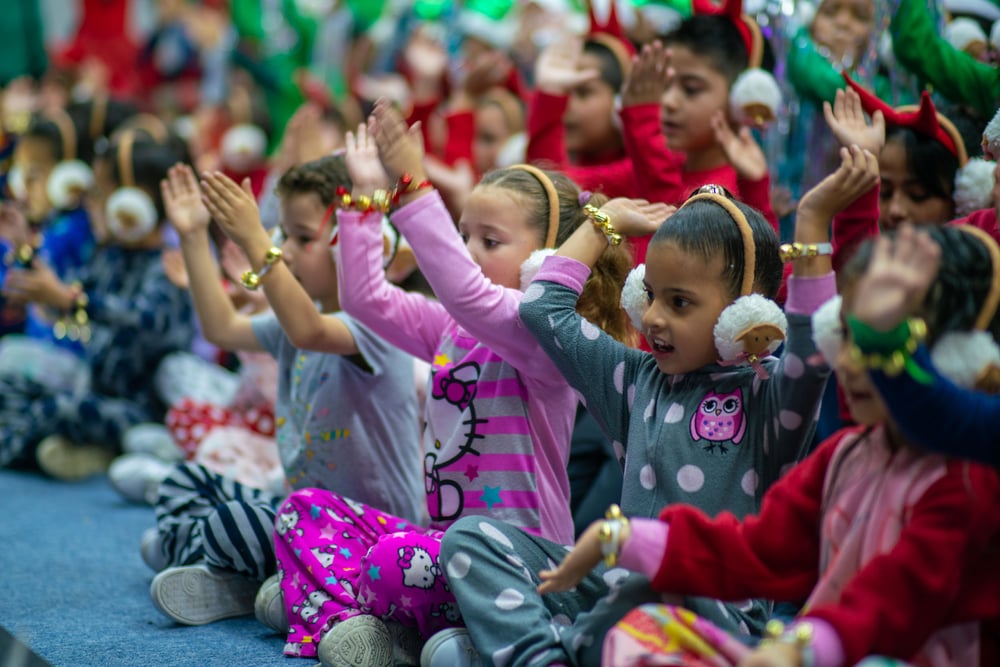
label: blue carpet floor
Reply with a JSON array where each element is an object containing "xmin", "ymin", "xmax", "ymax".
[{"xmin": 0, "ymin": 469, "xmax": 297, "ymax": 667}]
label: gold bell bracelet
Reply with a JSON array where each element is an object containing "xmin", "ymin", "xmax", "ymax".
[
  {"xmin": 778, "ymin": 242, "xmax": 833, "ymax": 262},
  {"xmin": 760, "ymin": 620, "xmax": 816, "ymax": 667},
  {"xmin": 847, "ymin": 315, "xmax": 932, "ymax": 383},
  {"xmin": 583, "ymin": 204, "xmax": 622, "ymax": 246},
  {"xmin": 597, "ymin": 504, "xmax": 630, "ymax": 567},
  {"xmin": 240, "ymin": 246, "xmax": 283, "ymax": 290}
]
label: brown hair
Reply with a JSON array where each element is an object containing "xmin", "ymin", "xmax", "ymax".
[{"xmin": 275, "ymin": 154, "xmax": 352, "ymax": 206}]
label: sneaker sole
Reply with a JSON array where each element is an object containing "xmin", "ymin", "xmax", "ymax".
[
  {"xmin": 254, "ymin": 576, "xmax": 288, "ymax": 633},
  {"xmin": 150, "ymin": 567, "xmax": 257, "ymax": 625},
  {"xmin": 318, "ymin": 615, "xmax": 392, "ymax": 667}
]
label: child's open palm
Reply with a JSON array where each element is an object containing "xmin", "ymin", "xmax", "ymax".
[
  {"xmin": 823, "ymin": 87, "xmax": 885, "ymax": 155},
  {"xmin": 621, "ymin": 41, "xmax": 671, "ymax": 108},
  {"xmin": 161, "ymin": 163, "xmax": 211, "ymax": 237},
  {"xmin": 200, "ymin": 172, "xmax": 264, "ymax": 253},
  {"xmin": 534, "ymin": 35, "xmax": 600, "ymax": 95},
  {"xmin": 797, "ymin": 144, "xmax": 879, "ymax": 223},
  {"xmin": 711, "ymin": 111, "xmax": 768, "ymax": 181},
  {"xmin": 852, "ymin": 223, "xmax": 940, "ymax": 332},
  {"xmin": 345, "ymin": 119, "xmax": 390, "ymax": 195},
  {"xmin": 371, "ymin": 99, "xmax": 425, "ymax": 183},
  {"xmin": 601, "ymin": 198, "xmax": 676, "ymax": 238}
]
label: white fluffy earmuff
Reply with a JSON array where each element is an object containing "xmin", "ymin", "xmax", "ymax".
[
  {"xmin": 729, "ymin": 68, "xmax": 783, "ymax": 128},
  {"xmin": 7, "ymin": 165, "xmax": 26, "ymax": 201},
  {"xmin": 954, "ymin": 157, "xmax": 997, "ymax": 216},
  {"xmin": 621, "ymin": 264, "xmax": 646, "ymax": 331},
  {"xmin": 220, "ymin": 123, "xmax": 267, "ymax": 173},
  {"xmin": 520, "ymin": 248, "xmax": 558, "ymax": 291},
  {"xmin": 810, "ymin": 294, "xmax": 844, "ymax": 367},
  {"xmin": 46, "ymin": 159, "xmax": 93, "ymax": 211},
  {"xmin": 106, "ymin": 187, "xmax": 158, "ymax": 242}
]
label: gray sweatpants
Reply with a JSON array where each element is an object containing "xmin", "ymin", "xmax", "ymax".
[{"xmin": 440, "ymin": 516, "xmax": 768, "ymax": 667}]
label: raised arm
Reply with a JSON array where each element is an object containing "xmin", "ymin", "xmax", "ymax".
[
  {"xmin": 163, "ymin": 163, "xmax": 262, "ymax": 352},
  {"xmin": 199, "ymin": 170, "xmax": 358, "ymax": 355}
]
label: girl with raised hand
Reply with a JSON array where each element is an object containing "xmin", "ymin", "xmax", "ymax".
[
  {"xmin": 430, "ymin": 147, "xmax": 878, "ymax": 667},
  {"xmin": 582, "ymin": 223, "xmax": 1000, "ymax": 667},
  {"xmin": 270, "ymin": 99, "xmax": 644, "ymax": 666}
]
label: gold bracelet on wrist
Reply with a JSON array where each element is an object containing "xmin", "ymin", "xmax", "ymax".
[
  {"xmin": 597, "ymin": 504, "xmax": 630, "ymax": 567},
  {"xmin": 54, "ymin": 281, "xmax": 91, "ymax": 343},
  {"xmin": 583, "ymin": 204, "xmax": 622, "ymax": 246},
  {"xmin": 778, "ymin": 242, "xmax": 833, "ymax": 262},
  {"xmin": 240, "ymin": 246, "xmax": 283, "ymax": 290}
]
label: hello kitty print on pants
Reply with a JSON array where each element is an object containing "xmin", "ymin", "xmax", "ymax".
[{"xmin": 274, "ymin": 490, "xmax": 458, "ymax": 658}]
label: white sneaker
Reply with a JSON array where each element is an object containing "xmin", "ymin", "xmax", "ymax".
[
  {"xmin": 420, "ymin": 628, "xmax": 482, "ymax": 667},
  {"xmin": 140, "ymin": 527, "xmax": 170, "ymax": 572},
  {"xmin": 108, "ymin": 453, "xmax": 175, "ymax": 504},
  {"xmin": 35, "ymin": 435, "xmax": 114, "ymax": 481},
  {"xmin": 150, "ymin": 564, "xmax": 258, "ymax": 625},
  {"xmin": 317, "ymin": 614, "xmax": 392, "ymax": 667},
  {"xmin": 254, "ymin": 574, "xmax": 288, "ymax": 633},
  {"xmin": 123, "ymin": 423, "xmax": 185, "ymax": 461}
]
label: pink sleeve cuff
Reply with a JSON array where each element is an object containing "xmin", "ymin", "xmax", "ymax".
[
  {"xmin": 534, "ymin": 254, "xmax": 592, "ymax": 294},
  {"xmin": 796, "ymin": 618, "xmax": 846, "ymax": 667},
  {"xmin": 784, "ymin": 272, "xmax": 836, "ymax": 316},
  {"xmin": 618, "ymin": 517, "xmax": 669, "ymax": 579}
]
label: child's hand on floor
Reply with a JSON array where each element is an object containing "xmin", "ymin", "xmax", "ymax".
[
  {"xmin": 200, "ymin": 172, "xmax": 270, "ymax": 259},
  {"xmin": 711, "ymin": 111, "xmax": 768, "ymax": 181},
  {"xmin": 621, "ymin": 41, "xmax": 671, "ymax": 108},
  {"xmin": 371, "ymin": 99, "xmax": 427, "ymax": 187},
  {"xmin": 823, "ymin": 87, "xmax": 885, "ymax": 155},
  {"xmin": 797, "ymin": 144, "xmax": 879, "ymax": 226},
  {"xmin": 852, "ymin": 223, "xmax": 940, "ymax": 332},
  {"xmin": 161, "ymin": 163, "xmax": 211, "ymax": 238},
  {"xmin": 534, "ymin": 35, "xmax": 600, "ymax": 95},
  {"xmin": 345, "ymin": 119, "xmax": 391, "ymax": 197},
  {"xmin": 600, "ymin": 198, "xmax": 676, "ymax": 238}
]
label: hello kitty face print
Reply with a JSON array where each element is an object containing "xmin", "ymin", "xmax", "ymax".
[{"xmin": 690, "ymin": 387, "xmax": 746, "ymax": 453}]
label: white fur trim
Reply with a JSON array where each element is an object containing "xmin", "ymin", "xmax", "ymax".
[
  {"xmin": 944, "ymin": 17, "xmax": 988, "ymax": 52},
  {"xmin": 945, "ymin": 0, "xmax": 1000, "ymax": 22},
  {"xmin": 931, "ymin": 330, "xmax": 1000, "ymax": 388},
  {"xmin": 519, "ymin": 248, "xmax": 557, "ymax": 291},
  {"xmin": 172, "ymin": 115, "xmax": 196, "ymax": 142},
  {"xmin": 7, "ymin": 165, "xmax": 25, "ymax": 201},
  {"xmin": 106, "ymin": 187, "xmax": 158, "ymax": 242},
  {"xmin": 982, "ymin": 107, "xmax": 1000, "ymax": 161},
  {"xmin": 954, "ymin": 158, "xmax": 997, "ymax": 216},
  {"xmin": 729, "ymin": 69, "xmax": 783, "ymax": 127},
  {"xmin": 46, "ymin": 160, "xmax": 94, "ymax": 211},
  {"xmin": 220, "ymin": 124, "xmax": 267, "ymax": 173},
  {"xmin": 811, "ymin": 295, "xmax": 843, "ymax": 367},
  {"xmin": 495, "ymin": 132, "xmax": 527, "ymax": 169},
  {"xmin": 713, "ymin": 294, "xmax": 787, "ymax": 362},
  {"xmin": 991, "ymin": 18, "xmax": 1000, "ymax": 48},
  {"xmin": 621, "ymin": 264, "xmax": 647, "ymax": 331}
]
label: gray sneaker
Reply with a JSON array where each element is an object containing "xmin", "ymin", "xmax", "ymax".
[
  {"xmin": 254, "ymin": 574, "xmax": 288, "ymax": 633},
  {"xmin": 419, "ymin": 628, "xmax": 482, "ymax": 667},
  {"xmin": 140, "ymin": 527, "xmax": 169, "ymax": 572},
  {"xmin": 150, "ymin": 564, "xmax": 258, "ymax": 625},
  {"xmin": 318, "ymin": 614, "xmax": 392, "ymax": 667}
]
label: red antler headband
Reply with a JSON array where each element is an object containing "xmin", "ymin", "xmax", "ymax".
[
  {"xmin": 586, "ymin": 0, "xmax": 636, "ymax": 78},
  {"xmin": 690, "ymin": 0, "xmax": 763, "ymax": 68},
  {"xmin": 843, "ymin": 73, "xmax": 968, "ymax": 166}
]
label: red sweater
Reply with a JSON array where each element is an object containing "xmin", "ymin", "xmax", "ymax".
[
  {"xmin": 651, "ymin": 426, "xmax": 1000, "ymax": 666},
  {"xmin": 948, "ymin": 208, "xmax": 1000, "ymax": 244}
]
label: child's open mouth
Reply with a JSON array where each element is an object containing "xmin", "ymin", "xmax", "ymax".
[{"xmin": 649, "ymin": 337, "xmax": 675, "ymax": 359}]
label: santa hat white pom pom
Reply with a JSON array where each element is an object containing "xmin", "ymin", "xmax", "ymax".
[
  {"xmin": 621, "ymin": 264, "xmax": 647, "ymax": 331},
  {"xmin": 519, "ymin": 248, "xmax": 557, "ymax": 291},
  {"xmin": 811, "ymin": 295, "xmax": 843, "ymax": 367},
  {"xmin": 944, "ymin": 17, "xmax": 988, "ymax": 52},
  {"xmin": 729, "ymin": 69, "xmax": 783, "ymax": 128},
  {"xmin": 106, "ymin": 187, "xmax": 158, "ymax": 242},
  {"xmin": 931, "ymin": 331, "xmax": 1000, "ymax": 388},
  {"xmin": 954, "ymin": 158, "xmax": 997, "ymax": 216},
  {"xmin": 47, "ymin": 159, "xmax": 93, "ymax": 210},
  {"xmin": 220, "ymin": 124, "xmax": 267, "ymax": 173},
  {"xmin": 713, "ymin": 294, "xmax": 787, "ymax": 362},
  {"xmin": 982, "ymin": 107, "xmax": 1000, "ymax": 161}
]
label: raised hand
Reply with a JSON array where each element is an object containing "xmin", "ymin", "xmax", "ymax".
[
  {"xmin": 461, "ymin": 50, "xmax": 514, "ymax": 98},
  {"xmin": 621, "ymin": 41, "xmax": 671, "ymax": 108},
  {"xmin": 534, "ymin": 35, "xmax": 600, "ymax": 95},
  {"xmin": 345, "ymin": 119, "xmax": 391, "ymax": 196},
  {"xmin": 600, "ymin": 198, "xmax": 675, "ymax": 238},
  {"xmin": 851, "ymin": 223, "xmax": 940, "ymax": 332},
  {"xmin": 371, "ymin": 99, "xmax": 426, "ymax": 184},
  {"xmin": 823, "ymin": 87, "xmax": 885, "ymax": 155},
  {"xmin": 200, "ymin": 171, "xmax": 268, "ymax": 255},
  {"xmin": 797, "ymin": 144, "xmax": 879, "ymax": 224},
  {"xmin": 711, "ymin": 111, "xmax": 768, "ymax": 181},
  {"xmin": 161, "ymin": 163, "xmax": 211, "ymax": 238}
]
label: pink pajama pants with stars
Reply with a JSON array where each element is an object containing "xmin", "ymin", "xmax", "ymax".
[{"xmin": 274, "ymin": 488, "xmax": 461, "ymax": 658}]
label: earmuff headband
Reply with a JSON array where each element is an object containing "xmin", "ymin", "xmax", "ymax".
[
  {"xmin": 956, "ymin": 225, "xmax": 1000, "ymax": 331},
  {"xmin": 509, "ymin": 164, "xmax": 560, "ymax": 249},
  {"xmin": 117, "ymin": 130, "xmax": 136, "ymax": 188},
  {"xmin": 89, "ymin": 95, "xmax": 108, "ymax": 140},
  {"xmin": 125, "ymin": 114, "xmax": 170, "ymax": 144},
  {"xmin": 682, "ymin": 189, "xmax": 756, "ymax": 296},
  {"xmin": 48, "ymin": 109, "xmax": 77, "ymax": 162}
]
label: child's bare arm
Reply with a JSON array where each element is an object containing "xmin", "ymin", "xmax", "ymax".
[
  {"xmin": 163, "ymin": 163, "xmax": 263, "ymax": 352},
  {"xmin": 199, "ymin": 171, "xmax": 359, "ymax": 355}
]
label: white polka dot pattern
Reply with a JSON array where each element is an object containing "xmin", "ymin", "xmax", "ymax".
[{"xmin": 676, "ymin": 464, "xmax": 704, "ymax": 492}]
